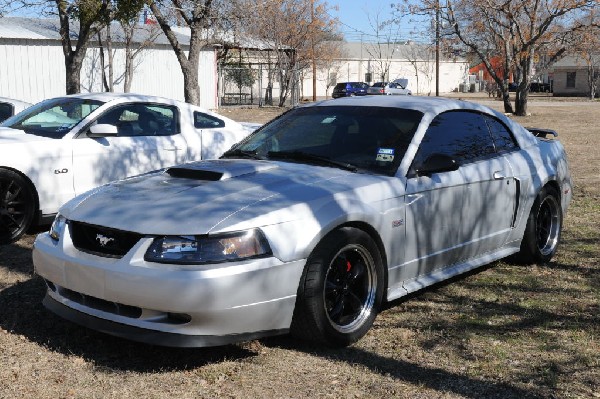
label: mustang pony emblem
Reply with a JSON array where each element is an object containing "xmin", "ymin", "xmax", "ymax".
[{"xmin": 96, "ymin": 234, "xmax": 115, "ymax": 247}]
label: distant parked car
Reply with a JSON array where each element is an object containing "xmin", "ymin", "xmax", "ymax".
[
  {"xmin": 530, "ymin": 82, "xmax": 552, "ymax": 93},
  {"xmin": 0, "ymin": 97, "xmax": 31, "ymax": 122},
  {"xmin": 0, "ymin": 93, "xmax": 258, "ymax": 244},
  {"xmin": 367, "ymin": 82, "xmax": 388, "ymax": 95},
  {"xmin": 385, "ymin": 79, "xmax": 412, "ymax": 95},
  {"xmin": 332, "ymin": 82, "xmax": 369, "ymax": 98}
]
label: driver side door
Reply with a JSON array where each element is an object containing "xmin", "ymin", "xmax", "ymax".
[
  {"xmin": 402, "ymin": 110, "xmax": 516, "ymax": 285},
  {"xmin": 72, "ymin": 102, "xmax": 187, "ymax": 196}
]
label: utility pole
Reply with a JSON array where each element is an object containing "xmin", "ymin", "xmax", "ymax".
[
  {"xmin": 435, "ymin": 0, "xmax": 440, "ymax": 96},
  {"xmin": 311, "ymin": 0, "xmax": 317, "ymax": 101}
]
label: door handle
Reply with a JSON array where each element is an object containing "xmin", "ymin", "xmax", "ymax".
[{"xmin": 493, "ymin": 171, "xmax": 505, "ymax": 180}]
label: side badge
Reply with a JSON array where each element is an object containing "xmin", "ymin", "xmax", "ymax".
[{"xmin": 392, "ymin": 219, "xmax": 404, "ymax": 228}]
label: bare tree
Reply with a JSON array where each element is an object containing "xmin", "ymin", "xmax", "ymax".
[
  {"xmin": 405, "ymin": 0, "xmax": 597, "ymax": 115},
  {"xmin": 363, "ymin": 8, "xmax": 404, "ymax": 82},
  {"xmin": 245, "ymin": 0, "xmax": 339, "ymax": 106},
  {"xmin": 96, "ymin": 17, "xmax": 162, "ymax": 93},
  {"xmin": 57, "ymin": 0, "xmax": 111, "ymax": 94},
  {"xmin": 119, "ymin": 19, "xmax": 162, "ymax": 92},
  {"xmin": 146, "ymin": 0, "xmax": 216, "ymax": 105},
  {"xmin": 2, "ymin": 0, "xmax": 143, "ymax": 94},
  {"xmin": 317, "ymin": 42, "xmax": 344, "ymax": 98},
  {"xmin": 570, "ymin": 12, "xmax": 600, "ymax": 99}
]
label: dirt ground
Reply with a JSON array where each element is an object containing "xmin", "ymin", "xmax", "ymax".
[{"xmin": 1, "ymin": 94, "xmax": 598, "ymax": 399}]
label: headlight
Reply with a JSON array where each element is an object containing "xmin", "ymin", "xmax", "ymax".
[
  {"xmin": 49, "ymin": 214, "xmax": 67, "ymax": 241},
  {"xmin": 144, "ymin": 229, "xmax": 272, "ymax": 265}
]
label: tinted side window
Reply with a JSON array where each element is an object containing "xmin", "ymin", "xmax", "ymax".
[
  {"xmin": 0, "ymin": 102, "xmax": 14, "ymax": 122},
  {"xmin": 194, "ymin": 112, "xmax": 225, "ymax": 128},
  {"xmin": 413, "ymin": 111, "xmax": 496, "ymax": 168},
  {"xmin": 97, "ymin": 103, "xmax": 178, "ymax": 137},
  {"xmin": 483, "ymin": 115, "xmax": 518, "ymax": 153}
]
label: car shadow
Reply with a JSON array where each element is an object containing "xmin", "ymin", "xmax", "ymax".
[
  {"xmin": 260, "ymin": 335, "xmax": 543, "ymax": 399},
  {"xmin": 0, "ymin": 277, "xmax": 257, "ymax": 373}
]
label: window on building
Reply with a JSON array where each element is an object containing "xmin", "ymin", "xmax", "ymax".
[{"xmin": 566, "ymin": 72, "xmax": 576, "ymax": 88}]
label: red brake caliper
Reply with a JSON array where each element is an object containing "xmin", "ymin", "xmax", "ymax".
[{"xmin": 346, "ymin": 260, "xmax": 352, "ymax": 272}]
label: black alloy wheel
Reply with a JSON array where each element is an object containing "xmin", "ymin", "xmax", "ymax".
[
  {"xmin": 324, "ymin": 244, "xmax": 377, "ymax": 334},
  {"xmin": 514, "ymin": 185, "xmax": 562, "ymax": 264},
  {"xmin": 291, "ymin": 227, "xmax": 384, "ymax": 346},
  {"xmin": 0, "ymin": 170, "xmax": 36, "ymax": 244},
  {"xmin": 535, "ymin": 191, "xmax": 562, "ymax": 258}
]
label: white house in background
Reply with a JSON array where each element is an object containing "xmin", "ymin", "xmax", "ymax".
[
  {"xmin": 300, "ymin": 41, "xmax": 469, "ymax": 98},
  {"xmin": 0, "ymin": 17, "xmax": 220, "ymax": 108}
]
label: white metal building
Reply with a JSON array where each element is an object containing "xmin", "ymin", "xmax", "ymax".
[
  {"xmin": 0, "ymin": 17, "xmax": 220, "ymax": 108},
  {"xmin": 1, "ymin": 17, "xmax": 470, "ymax": 108},
  {"xmin": 302, "ymin": 41, "xmax": 469, "ymax": 98}
]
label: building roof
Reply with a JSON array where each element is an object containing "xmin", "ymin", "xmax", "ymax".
[
  {"xmin": 552, "ymin": 55, "xmax": 597, "ymax": 68},
  {"xmin": 339, "ymin": 41, "xmax": 459, "ymax": 62},
  {"xmin": 0, "ymin": 17, "xmax": 278, "ymax": 50}
]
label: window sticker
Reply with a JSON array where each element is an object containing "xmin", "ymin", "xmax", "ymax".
[
  {"xmin": 376, "ymin": 148, "xmax": 395, "ymax": 162},
  {"xmin": 56, "ymin": 124, "xmax": 72, "ymax": 132}
]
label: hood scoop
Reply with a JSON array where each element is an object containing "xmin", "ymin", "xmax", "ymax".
[
  {"xmin": 167, "ymin": 167, "xmax": 223, "ymax": 181},
  {"xmin": 165, "ymin": 159, "xmax": 278, "ymax": 181}
]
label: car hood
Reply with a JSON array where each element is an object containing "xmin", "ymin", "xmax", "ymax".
[
  {"xmin": 61, "ymin": 159, "xmax": 399, "ymax": 236},
  {"xmin": 238, "ymin": 122, "xmax": 262, "ymax": 132},
  {"xmin": 393, "ymin": 78, "xmax": 409, "ymax": 88}
]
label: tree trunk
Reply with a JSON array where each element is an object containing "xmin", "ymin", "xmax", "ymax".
[
  {"xmin": 65, "ymin": 55, "xmax": 82, "ymax": 94},
  {"xmin": 182, "ymin": 63, "xmax": 201, "ymax": 106},
  {"xmin": 500, "ymin": 81, "xmax": 514, "ymax": 114},
  {"xmin": 106, "ymin": 24, "xmax": 114, "ymax": 92},
  {"xmin": 515, "ymin": 88, "xmax": 529, "ymax": 116},
  {"xmin": 124, "ymin": 46, "xmax": 134, "ymax": 93}
]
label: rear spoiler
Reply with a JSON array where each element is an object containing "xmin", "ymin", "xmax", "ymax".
[{"xmin": 526, "ymin": 127, "xmax": 558, "ymax": 138}]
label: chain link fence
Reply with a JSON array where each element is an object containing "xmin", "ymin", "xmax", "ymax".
[{"xmin": 218, "ymin": 64, "xmax": 300, "ymax": 108}]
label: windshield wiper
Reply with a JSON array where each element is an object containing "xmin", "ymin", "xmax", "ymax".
[
  {"xmin": 220, "ymin": 148, "xmax": 265, "ymax": 160},
  {"xmin": 267, "ymin": 150, "xmax": 358, "ymax": 172}
]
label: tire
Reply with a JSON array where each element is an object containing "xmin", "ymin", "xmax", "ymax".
[
  {"xmin": 291, "ymin": 227, "xmax": 384, "ymax": 346},
  {"xmin": 0, "ymin": 169, "xmax": 36, "ymax": 244},
  {"xmin": 514, "ymin": 186, "xmax": 562, "ymax": 264}
]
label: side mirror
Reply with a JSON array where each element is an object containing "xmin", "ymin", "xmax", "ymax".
[
  {"xmin": 415, "ymin": 153, "xmax": 459, "ymax": 176},
  {"xmin": 88, "ymin": 123, "xmax": 118, "ymax": 138}
]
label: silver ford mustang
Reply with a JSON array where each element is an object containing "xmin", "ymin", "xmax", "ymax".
[{"xmin": 33, "ymin": 96, "xmax": 572, "ymax": 347}]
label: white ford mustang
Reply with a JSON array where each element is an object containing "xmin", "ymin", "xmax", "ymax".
[
  {"xmin": 0, "ymin": 93, "xmax": 257, "ymax": 243},
  {"xmin": 33, "ymin": 96, "xmax": 572, "ymax": 347}
]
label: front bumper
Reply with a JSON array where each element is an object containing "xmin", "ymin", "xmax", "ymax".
[{"xmin": 33, "ymin": 231, "xmax": 306, "ymax": 347}]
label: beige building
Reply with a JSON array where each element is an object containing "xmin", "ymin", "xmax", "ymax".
[{"xmin": 551, "ymin": 55, "xmax": 599, "ymax": 97}]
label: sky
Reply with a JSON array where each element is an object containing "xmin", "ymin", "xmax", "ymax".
[
  {"xmin": 330, "ymin": 0, "xmax": 409, "ymax": 43},
  {"xmin": 4, "ymin": 0, "xmax": 420, "ymax": 43}
]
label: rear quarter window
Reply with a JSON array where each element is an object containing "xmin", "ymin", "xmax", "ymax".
[
  {"xmin": 0, "ymin": 102, "xmax": 14, "ymax": 121},
  {"xmin": 194, "ymin": 112, "xmax": 225, "ymax": 129},
  {"xmin": 483, "ymin": 114, "xmax": 519, "ymax": 152}
]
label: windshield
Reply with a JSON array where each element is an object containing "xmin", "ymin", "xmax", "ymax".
[
  {"xmin": 231, "ymin": 105, "xmax": 423, "ymax": 176},
  {"xmin": 1, "ymin": 97, "xmax": 104, "ymax": 138}
]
